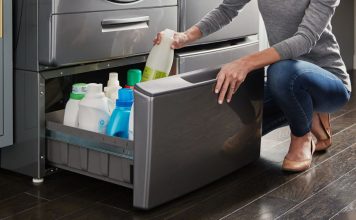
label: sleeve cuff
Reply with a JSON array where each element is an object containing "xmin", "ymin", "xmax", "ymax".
[
  {"xmin": 195, "ymin": 21, "xmax": 211, "ymax": 37},
  {"xmin": 272, "ymin": 41, "xmax": 292, "ymax": 60}
]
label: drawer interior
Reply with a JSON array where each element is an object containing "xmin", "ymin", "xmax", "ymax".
[{"xmin": 46, "ymin": 110, "xmax": 134, "ymax": 188}]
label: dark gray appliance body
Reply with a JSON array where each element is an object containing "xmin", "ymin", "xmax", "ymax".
[{"xmin": 179, "ymin": 0, "xmax": 259, "ymax": 46}]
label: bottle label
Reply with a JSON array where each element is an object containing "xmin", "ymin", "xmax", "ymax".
[
  {"xmin": 98, "ymin": 119, "xmax": 107, "ymax": 134},
  {"xmin": 142, "ymin": 66, "xmax": 168, "ymax": 82}
]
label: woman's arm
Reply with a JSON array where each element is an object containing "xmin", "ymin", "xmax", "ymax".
[
  {"xmin": 196, "ymin": 0, "xmax": 252, "ymax": 37},
  {"xmin": 216, "ymin": 0, "xmax": 340, "ymax": 104},
  {"xmin": 273, "ymin": 0, "xmax": 339, "ymax": 59},
  {"xmin": 215, "ymin": 47, "xmax": 280, "ymax": 104},
  {"xmin": 154, "ymin": 0, "xmax": 251, "ymax": 49}
]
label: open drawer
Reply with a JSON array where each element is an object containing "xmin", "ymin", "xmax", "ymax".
[{"xmin": 45, "ymin": 67, "xmax": 264, "ymax": 209}]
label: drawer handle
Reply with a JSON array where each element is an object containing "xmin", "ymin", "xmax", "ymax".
[
  {"xmin": 107, "ymin": 0, "xmax": 140, "ymax": 3},
  {"xmin": 181, "ymin": 68, "xmax": 220, "ymax": 84},
  {"xmin": 101, "ymin": 16, "xmax": 150, "ymax": 32}
]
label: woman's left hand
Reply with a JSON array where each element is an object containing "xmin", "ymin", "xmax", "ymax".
[{"xmin": 215, "ymin": 59, "xmax": 251, "ymax": 104}]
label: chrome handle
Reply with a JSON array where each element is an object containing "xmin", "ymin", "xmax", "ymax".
[
  {"xmin": 101, "ymin": 16, "xmax": 149, "ymax": 27},
  {"xmin": 180, "ymin": 68, "xmax": 220, "ymax": 85},
  {"xmin": 107, "ymin": 0, "xmax": 140, "ymax": 3},
  {"xmin": 101, "ymin": 16, "xmax": 150, "ymax": 33}
]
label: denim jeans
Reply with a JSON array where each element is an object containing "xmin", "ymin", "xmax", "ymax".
[{"xmin": 262, "ymin": 60, "xmax": 351, "ymax": 137}]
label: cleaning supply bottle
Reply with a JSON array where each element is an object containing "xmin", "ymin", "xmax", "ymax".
[
  {"xmin": 104, "ymin": 72, "xmax": 122, "ymax": 102},
  {"xmin": 125, "ymin": 69, "xmax": 142, "ymax": 89},
  {"xmin": 106, "ymin": 89, "xmax": 134, "ymax": 139},
  {"xmin": 128, "ymin": 104, "xmax": 134, "ymax": 140},
  {"xmin": 63, "ymin": 83, "xmax": 87, "ymax": 127},
  {"xmin": 142, "ymin": 29, "xmax": 175, "ymax": 82},
  {"xmin": 78, "ymin": 83, "xmax": 114, "ymax": 134},
  {"xmin": 124, "ymin": 69, "xmax": 141, "ymax": 139}
]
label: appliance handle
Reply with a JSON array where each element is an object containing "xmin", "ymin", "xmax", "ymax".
[
  {"xmin": 101, "ymin": 16, "xmax": 150, "ymax": 32},
  {"xmin": 136, "ymin": 68, "xmax": 221, "ymax": 97},
  {"xmin": 180, "ymin": 67, "xmax": 220, "ymax": 85},
  {"xmin": 107, "ymin": 0, "xmax": 140, "ymax": 3},
  {"xmin": 102, "ymin": 16, "xmax": 150, "ymax": 26}
]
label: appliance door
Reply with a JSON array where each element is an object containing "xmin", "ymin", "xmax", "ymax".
[
  {"xmin": 39, "ymin": 6, "xmax": 177, "ymax": 66},
  {"xmin": 174, "ymin": 36, "xmax": 259, "ymax": 74},
  {"xmin": 133, "ymin": 67, "xmax": 264, "ymax": 209},
  {"xmin": 179, "ymin": 0, "xmax": 259, "ymax": 45}
]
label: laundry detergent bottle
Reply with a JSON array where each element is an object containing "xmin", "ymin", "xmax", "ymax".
[
  {"xmin": 63, "ymin": 83, "xmax": 87, "ymax": 127},
  {"xmin": 142, "ymin": 29, "xmax": 175, "ymax": 82},
  {"xmin": 104, "ymin": 72, "xmax": 122, "ymax": 102},
  {"xmin": 124, "ymin": 69, "xmax": 141, "ymax": 140},
  {"xmin": 78, "ymin": 83, "xmax": 114, "ymax": 134},
  {"xmin": 106, "ymin": 89, "xmax": 134, "ymax": 139}
]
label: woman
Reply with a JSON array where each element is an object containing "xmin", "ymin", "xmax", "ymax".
[{"xmin": 154, "ymin": 0, "xmax": 352, "ymax": 172}]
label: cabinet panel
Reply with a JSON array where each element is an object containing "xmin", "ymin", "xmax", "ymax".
[
  {"xmin": 0, "ymin": 0, "xmax": 12, "ymax": 148},
  {"xmin": 0, "ymin": 40, "xmax": 3, "ymax": 136}
]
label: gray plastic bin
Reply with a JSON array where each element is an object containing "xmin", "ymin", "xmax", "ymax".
[{"xmin": 46, "ymin": 110, "xmax": 133, "ymax": 188}]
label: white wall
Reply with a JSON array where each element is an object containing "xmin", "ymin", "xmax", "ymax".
[{"xmin": 259, "ymin": 15, "xmax": 269, "ymax": 51}]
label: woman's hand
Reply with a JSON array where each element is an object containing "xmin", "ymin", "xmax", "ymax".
[
  {"xmin": 153, "ymin": 26, "xmax": 203, "ymax": 49},
  {"xmin": 153, "ymin": 31, "xmax": 190, "ymax": 49},
  {"xmin": 215, "ymin": 48, "xmax": 281, "ymax": 104},
  {"xmin": 215, "ymin": 59, "xmax": 252, "ymax": 104}
]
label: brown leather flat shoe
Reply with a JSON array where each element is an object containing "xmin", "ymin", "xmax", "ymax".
[
  {"xmin": 282, "ymin": 140, "xmax": 316, "ymax": 172},
  {"xmin": 314, "ymin": 113, "xmax": 332, "ymax": 151}
]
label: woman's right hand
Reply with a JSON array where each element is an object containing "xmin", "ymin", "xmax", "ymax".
[{"xmin": 153, "ymin": 31, "xmax": 190, "ymax": 49}]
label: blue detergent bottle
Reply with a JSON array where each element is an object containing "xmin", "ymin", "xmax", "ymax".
[{"xmin": 106, "ymin": 89, "xmax": 134, "ymax": 138}]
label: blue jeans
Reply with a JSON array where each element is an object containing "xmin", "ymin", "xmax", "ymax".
[{"xmin": 262, "ymin": 60, "xmax": 351, "ymax": 137}]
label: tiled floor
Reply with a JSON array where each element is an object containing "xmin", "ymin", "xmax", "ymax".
[{"xmin": 0, "ymin": 71, "xmax": 355, "ymax": 220}]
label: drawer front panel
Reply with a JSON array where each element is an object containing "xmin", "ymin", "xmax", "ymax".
[
  {"xmin": 134, "ymin": 67, "xmax": 264, "ymax": 209},
  {"xmin": 49, "ymin": 0, "xmax": 177, "ymax": 13},
  {"xmin": 180, "ymin": 0, "xmax": 259, "ymax": 45},
  {"xmin": 175, "ymin": 36, "xmax": 259, "ymax": 74},
  {"xmin": 41, "ymin": 7, "xmax": 177, "ymax": 66}
]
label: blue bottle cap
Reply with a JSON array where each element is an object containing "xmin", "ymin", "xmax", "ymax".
[{"xmin": 116, "ymin": 89, "xmax": 134, "ymax": 107}]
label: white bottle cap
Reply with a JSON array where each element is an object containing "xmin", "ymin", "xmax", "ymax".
[
  {"xmin": 87, "ymin": 83, "xmax": 103, "ymax": 95},
  {"xmin": 163, "ymin": 29, "xmax": 175, "ymax": 39},
  {"xmin": 107, "ymin": 72, "xmax": 120, "ymax": 87}
]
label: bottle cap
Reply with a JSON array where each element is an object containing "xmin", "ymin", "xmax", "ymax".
[
  {"xmin": 87, "ymin": 83, "xmax": 103, "ymax": 94},
  {"xmin": 107, "ymin": 72, "xmax": 120, "ymax": 87},
  {"xmin": 127, "ymin": 69, "xmax": 142, "ymax": 87},
  {"xmin": 116, "ymin": 89, "xmax": 134, "ymax": 107},
  {"xmin": 70, "ymin": 83, "xmax": 87, "ymax": 100},
  {"xmin": 163, "ymin": 29, "xmax": 175, "ymax": 39},
  {"xmin": 72, "ymin": 83, "xmax": 87, "ymax": 94}
]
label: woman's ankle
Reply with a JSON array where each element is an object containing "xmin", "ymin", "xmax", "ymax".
[
  {"xmin": 286, "ymin": 132, "xmax": 313, "ymax": 161},
  {"xmin": 311, "ymin": 112, "xmax": 330, "ymax": 140}
]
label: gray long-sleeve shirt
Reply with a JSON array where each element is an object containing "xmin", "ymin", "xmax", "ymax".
[{"xmin": 196, "ymin": 0, "xmax": 352, "ymax": 92}]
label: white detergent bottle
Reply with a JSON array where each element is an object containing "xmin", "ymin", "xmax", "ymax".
[
  {"xmin": 142, "ymin": 29, "xmax": 175, "ymax": 82},
  {"xmin": 104, "ymin": 72, "xmax": 122, "ymax": 102},
  {"xmin": 63, "ymin": 83, "xmax": 87, "ymax": 127},
  {"xmin": 78, "ymin": 83, "xmax": 114, "ymax": 134}
]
